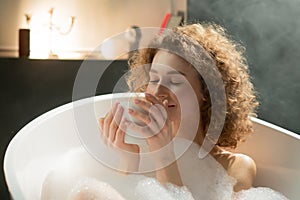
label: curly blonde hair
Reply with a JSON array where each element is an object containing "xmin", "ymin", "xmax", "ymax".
[{"xmin": 127, "ymin": 23, "xmax": 259, "ymax": 149}]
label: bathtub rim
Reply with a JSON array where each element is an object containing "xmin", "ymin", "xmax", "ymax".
[
  {"xmin": 3, "ymin": 93, "xmax": 133, "ymax": 199},
  {"xmin": 3, "ymin": 92, "xmax": 300, "ymax": 199}
]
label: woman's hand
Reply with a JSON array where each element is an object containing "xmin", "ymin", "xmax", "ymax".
[
  {"xmin": 127, "ymin": 93, "xmax": 183, "ymax": 186},
  {"xmin": 126, "ymin": 93, "xmax": 175, "ymax": 162},
  {"xmin": 99, "ymin": 102, "xmax": 140, "ymax": 173}
]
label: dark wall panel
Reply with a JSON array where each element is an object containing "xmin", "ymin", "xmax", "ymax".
[
  {"xmin": 188, "ymin": 0, "xmax": 300, "ymax": 134},
  {"xmin": 0, "ymin": 58, "xmax": 128, "ymax": 199}
]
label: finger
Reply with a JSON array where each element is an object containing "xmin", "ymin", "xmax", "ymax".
[
  {"xmin": 161, "ymin": 99, "xmax": 169, "ymax": 119},
  {"xmin": 111, "ymin": 101, "xmax": 120, "ymax": 116},
  {"xmin": 128, "ymin": 108, "xmax": 151, "ymax": 125},
  {"xmin": 133, "ymin": 98, "xmax": 152, "ymax": 112},
  {"xmin": 128, "ymin": 104, "xmax": 166, "ymax": 135},
  {"xmin": 126, "ymin": 120, "xmax": 152, "ymax": 138},
  {"xmin": 145, "ymin": 93, "xmax": 162, "ymax": 105},
  {"xmin": 134, "ymin": 94, "xmax": 168, "ymax": 117},
  {"xmin": 103, "ymin": 102, "xmax": 119, "ymax": 143},
  {"xmin": 99, "ymin": 118, "xmax": 104, "ymax": 131},
  {"xmin": 148, "ymin": 104, "xmax": 167, "ymax": 133},
  {"xmin": 108, "ymin": 105, "xmax": 124, "ymax": 144},
  {"xmin": 144, "ymin": 93, "xmax": 167, "ymax": 118},
  {"xmin": 114, "ymin": 118, "xmax": 127, "ymax": 147},
  {"xmin": 99, "ymin": 118, "xmax": 106, "ymax": 143},
  {"xmin": 103, "ymin": 111, "xmax": 113, "ymax": 141},
  {"xmin": 113, "ymin": 104, "xmax": 124, "ymax": 127}
]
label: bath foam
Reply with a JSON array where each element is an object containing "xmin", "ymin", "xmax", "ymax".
[
  {"xmin": 41, "ymin": 139, "xmax": 235, "ymax": 199},
  {"xmin": 66, "ymin": 177, "xmax": 126, "ymax": 200},
  {"xmin": 233, "ymin": 187, "xmax": 290, "ymax": 200},
  {"xmin": 174, "ymin": 140, "xmax": 236, "ymax": 200},
  {"xmin": 41, "ymin": 140, "xmax": 290, "ymax": 200},
  {"xmin": 134, "ymin": 178, "xmax": 195, "ymax": 200},
  {"xmin": 41, "ymin": 147, "xmax": 144, "ymax": 200}
]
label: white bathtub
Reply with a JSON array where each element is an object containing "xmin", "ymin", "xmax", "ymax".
[{"xmin": 3, "ymin": 93, "xmax": 300, "ymax": 199}]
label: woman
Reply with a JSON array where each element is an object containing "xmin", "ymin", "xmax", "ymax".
[
  {"xmin": 42, "ymin": 23, "xmax": 289, "ymax": 200},
  {"xmin": 99, "ymin": 23, "xmax": 259, "ymax": 193}
]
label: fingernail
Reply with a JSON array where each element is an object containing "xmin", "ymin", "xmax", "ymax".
[
  {"xmin": 123, "ymin": 118, "xmax": 131, "ymax": 126},
  {"xmin": 114, "ymin": 101, "xmax": 120, "ymax": 107},
  {"xmin": 134, "ymin": 99, "xmax": 140, "ymax": 104},
  {"xmin": 128, "ymin": 108, "xmax": 133, "ymax": 114},
  {"xmin": 124, "ymin": 120, "xmax": 129, "ymax": 126},
  {"xmin": 118, "ymin": 104, "xmax": 124, "ymax": 110}
]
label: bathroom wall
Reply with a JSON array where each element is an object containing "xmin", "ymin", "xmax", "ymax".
[
  {"xmin": 0, "ymin": 0, "xmax": 186, "ymax": 53},
  {"xmin": 187, "ymin": 0, "xmax": 300, "ymax": 134}
]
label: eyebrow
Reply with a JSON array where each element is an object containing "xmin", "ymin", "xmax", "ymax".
[{"xmin": 150, "ymin": 69, "xmax": 186, "ymax": 76}]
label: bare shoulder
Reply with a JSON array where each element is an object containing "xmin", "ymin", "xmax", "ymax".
[
  {"xmin": 211, "ymin": 146, "xmax": 257, "ymax": 192},
  {"xmin": 226, "ymin": 153, "xmax": 257, "ymax": 192}
]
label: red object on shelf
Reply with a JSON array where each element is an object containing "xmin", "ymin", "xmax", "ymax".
[{"xmin": 160, "ymin": 13, "xmax": 171, "ymax": 34}]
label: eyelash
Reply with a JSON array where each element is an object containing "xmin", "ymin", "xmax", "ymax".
[
  {"xmin": 171, "ymin": 81, "xmax": 182, "ymax": 85},
  {"xmin": 149, "ymin": 74, "xmax": 184, "ymax": 85},
  {"xmin": 149, "ymin": 80, "xmax": 159, "ymax": 83},
  {"xmin": 148, "ymin": 79, "xmax": 182, "ymax": 85}
]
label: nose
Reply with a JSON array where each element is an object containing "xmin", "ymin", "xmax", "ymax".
[{"xmin": 152, "ymin": 84, "xmax": 168, "ymax": 102}]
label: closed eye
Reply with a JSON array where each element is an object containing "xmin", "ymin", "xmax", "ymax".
[
  {"xmin": 170, "ymin": 81, "xmax": 183, "ymax": 85},
  {"xmin": 149, "ymin": 74, "xmax": 159, "ymax": 84},
  {"xmin": 149, "ymin": 80, "xmax": 159, "ymax": 84},
  {"xmin": 170, "ymin": 77, "xmax": 184, "ymax": 85}
]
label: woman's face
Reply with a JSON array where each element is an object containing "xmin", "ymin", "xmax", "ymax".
[{"xmin": 146, "ymin": 50, "xmax": 204, "ymax": 136}]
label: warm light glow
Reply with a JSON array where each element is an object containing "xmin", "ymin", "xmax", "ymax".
[
  {"xmin": 29, "ymin": 12, "xmax": 51, "ymax": 56},
  {"xmin": 28, "ymin": 8, "xmax": 76, "ymax": 59},
  {"xmin": 10, "ymin": 0, "xmax": 186, "ymax": 59}
]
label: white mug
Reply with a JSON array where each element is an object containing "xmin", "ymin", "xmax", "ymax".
[{"xmin": 111, "ymin": 93, "xmax": 148, "ymax": 146}]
